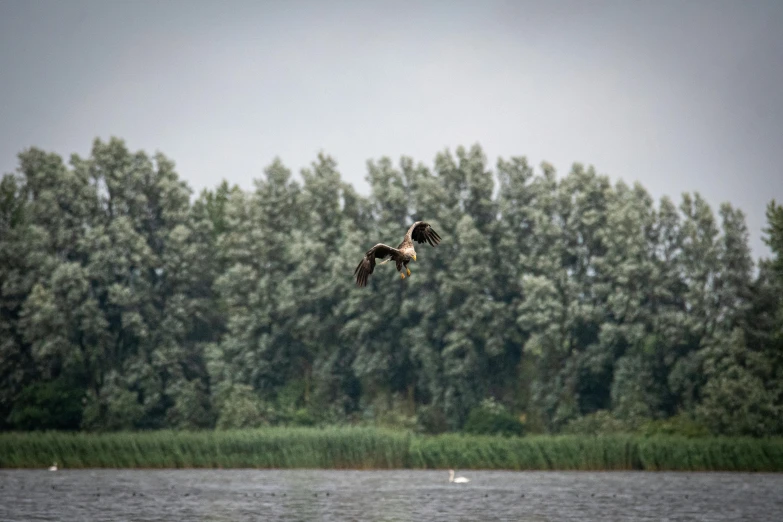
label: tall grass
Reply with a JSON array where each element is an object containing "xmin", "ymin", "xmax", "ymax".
[
  {"xmin": 637, "ymin": 436, "xmax": 783, "ymax": 472},
  {"xmin": 2, "ymin": 428, "xmax": 782, "ymax": 471},
  {"xmin": 0, "ymin": 427, "xmax": 411, "ymax": 470},
  {"xmin": 409, "ymin": 434, "xmax": 641, "ymax": 470}
]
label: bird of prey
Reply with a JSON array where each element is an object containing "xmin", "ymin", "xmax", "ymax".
[{"xmin": 354, "ymin": 221, "xmax": 442, "ymax": 287}]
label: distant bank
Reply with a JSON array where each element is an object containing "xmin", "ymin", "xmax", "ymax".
[{"xmin": 2, "ymin": 427, "xmax": 781, "ymax": 472}]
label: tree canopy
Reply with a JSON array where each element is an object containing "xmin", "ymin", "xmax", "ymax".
[{"xmin": 1, "ymin": 138, "xmax": 781, "ymax": 436}]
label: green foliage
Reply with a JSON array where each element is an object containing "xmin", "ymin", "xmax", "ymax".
[
  {"xmin": 7, "ymin": 377, "xmax": 84, "ymax": 431},
  {"xmin": 637, "ymin": 436, "xmax": 783, "ymax": 472},
  {"xmin": 0, "ymin": 427, "xmax": 412, "ymax": 470},
  {"xmin": 3, "ymin": 428, "xmax": 782, "ymax": 472},
  {"xmin": 561, "ymin": 410, "xmax": 631, "ymax": 435},
  {"xmin": 166, "ymin": 379, "xmax": 215, "ymax": 430},
  {"xmin": 463, "ymin": 398, "xmax": 525, "ymax": 437},
  {"xmin": 81, "ymin": 380, "xmax": 145, "ymax": 432},
  {"xmin": 697, "ymin": 329, "xmax": 783, "ymax": 436},
  {"xmin": 639, "ymin": 413, "xmax": 710, "ymax": 438},
  {"xmin": 1, "ymin": 137, "xmax": 782, "ymax": 438},
  {"xmin": 215, "ymin": 384, "xmax": 270, "ymax": 430},
  {"xmin": 764, "ymin": 200, "xmax": 783, "ymax": 281},
  {"xmin": 416, "ymin": 405, "xmax": 449, "ymax": 434}
]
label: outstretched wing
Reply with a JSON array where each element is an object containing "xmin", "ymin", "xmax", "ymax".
[
  {"xmin": 406, "ymin": 221, "xmax": 442, "ymax": 247},
  {"xmin": 354, "ymin": 243, "xmax": 404, "ymax": 287}
]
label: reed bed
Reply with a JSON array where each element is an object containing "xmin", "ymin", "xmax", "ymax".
[
  {"xmin": 410, "ymin": 434, "xmax": 641, "ymax": 470},
  {"xmin": 0, "ymin": 427, "xmax": 411, "ymax": 470},
  {"xmin": 637, "ymin": 436, "xmax": 783, "ymax": 472},
  {"xmin": 2, "ymin": 428, "xmax": 782, "ymax": 472}
]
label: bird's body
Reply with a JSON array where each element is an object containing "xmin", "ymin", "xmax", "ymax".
[
  {"xmin": 449, "ymin": 469, "xmax": 469, "ymax": 483},
  {"xmin": 354, "ymin": 221, "xmax": 441, "ymax": 287},
  {"xmin": 48, "ymin": 462, "xmax": 57, "ymax": 471}
]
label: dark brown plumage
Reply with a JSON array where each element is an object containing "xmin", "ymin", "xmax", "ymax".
[{"xmin": 354, "ymin": 221, "xmax": 442, "ymax": 287}]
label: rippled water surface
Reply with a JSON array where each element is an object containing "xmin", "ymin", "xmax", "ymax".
[{"xmin": 1, "ymin": 469, "xmax": 782, "ymax": 521}]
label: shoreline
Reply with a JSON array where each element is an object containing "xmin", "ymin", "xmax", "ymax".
[{"xmin": 2, "ymin": 427, "xmax": 782, "ymax": 472}]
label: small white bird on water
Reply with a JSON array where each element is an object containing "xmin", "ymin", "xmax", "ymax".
[
  {"xmin": 448, "ymin": 469, "xmax": 469, "ymax": 483},
  {"xmin": 48, "ymin": 462, "xmax": 58, "ymax": 471}
]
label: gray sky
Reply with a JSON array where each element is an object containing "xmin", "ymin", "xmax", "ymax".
[{"xmin": 1, "ymin": 0, "xmax": 781, "ymax": 260}]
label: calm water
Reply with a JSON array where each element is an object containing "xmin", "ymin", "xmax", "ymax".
[{"xmin": 1, "ymin": 469, "xmax": 782, "ymax": 521}]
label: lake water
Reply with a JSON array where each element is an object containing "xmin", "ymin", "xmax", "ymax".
[{"xmin": 1, "ymin": 469, "xmax": 782, "ymax": 521}]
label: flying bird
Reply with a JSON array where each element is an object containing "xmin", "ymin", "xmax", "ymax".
[{"xmin": 354, "ymin": 221, "xmax": 441, "ymax": 287}]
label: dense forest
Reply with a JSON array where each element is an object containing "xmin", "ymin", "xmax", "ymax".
[{"xmin": 1, "ymin": 137, "xmax": 781, "ymax": 437}]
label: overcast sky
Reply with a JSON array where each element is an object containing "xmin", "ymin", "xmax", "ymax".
[{"xmin": 1, "ymin": 0, "xmax": 781, "ymax": 259}]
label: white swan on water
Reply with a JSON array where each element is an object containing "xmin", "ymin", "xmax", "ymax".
[
  {"xmin": 448, "ymin": 469, "xmax": 469, "ymax": 483},
  {"xmin": 48, "ymin": 462, "xmax": 58, "ymax": 471}
]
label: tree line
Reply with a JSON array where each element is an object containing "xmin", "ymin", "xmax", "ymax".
[{"xmin": 1, "ymin": 137, "xmax": 781, "ymax": 436}]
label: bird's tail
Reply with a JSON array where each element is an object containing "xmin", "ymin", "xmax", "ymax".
[{"xmin": 378, "ymin": 258, "xmax": 391, "ymax": 265}]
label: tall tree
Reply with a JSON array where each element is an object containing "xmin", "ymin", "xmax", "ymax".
[{"xmin": 3, "ymin": 138, "xmax": 782, "ymax": 437}]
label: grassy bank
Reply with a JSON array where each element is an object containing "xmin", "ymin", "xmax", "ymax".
[{"xmin": 2, "ymin": 428, "xmax": 782, "ymax": 471}]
